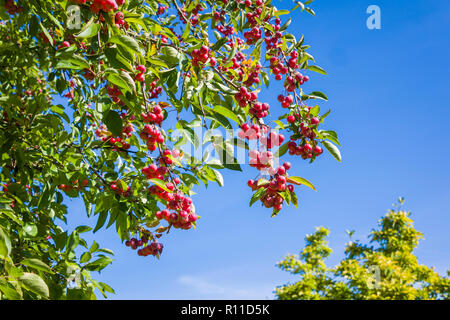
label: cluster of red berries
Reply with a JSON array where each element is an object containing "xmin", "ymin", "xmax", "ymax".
[
  {"xmin": 58, "ymin": 179, "xmax": 89, "ymax": 192},
  {"xmin": 138, "ymin": 241, "xmax": 164, "ymax": 257},
  {"xmin": 4, "ymin": 0, "xmax": 23, "ymax": 15},
  {"xmin": 114, "ymin": 11, "xmax": 126, "ymax": 27},
  {"xmin": 82, "ymin": 68, "xmax": 95, "ymax": 81},
  {"xmin": 110, "ymin": 180, "xmax": 131, "ymax": 197},
  {"xmin": 249, "ymin": 101, "xmax": 270, "ymax": 119},
  {"xmin": 234, "ymin": 87, "xmax": 257, "ymax": 108},
  {"xmin": 248, "ymin": 162, "xmax": 294, "ymax": 211},
  {"xmin": 284, "ymin": 72, "xmax": 309, "ymax": 92},
  {"xmin": 154, "ymin": 192, "xmax": 198, "ymax": 230},
  {"xmin": 270, "ymin": 57, "xmax": 288, "ymax": 81},
  {"xmin": 287, "ymin": 140, "xmax": 322, "ymax": 159},
  {"xmin": 95, "ymin": 124, "xmax": 132, "ymax": 150},
  {"xmin": 125, "ymin": 236, "xmax": 163, "ymax": 257},
  {"xmin": 238, "ymin": 123, "xmax": 267, "ymax": 140},
  {"xmin": 106, "ymin": 84, "xmax": 123, "ymax": 104},
  {"xmin": 139, "ymin": 125, "xmax": 165, "ymax": 152},
  {"xmin": 243, "ymin": 64, "xmax": 262, "ymax": 87},
  {"xmin": 141, "ymin": 105, "xmax": 164, "ymax": 125},
  {"xmin": 186, "ymin": 4, "xmax": 204, "ymax": 26},
  {"xmin": 125, "ymin": 236, "xmax": 147, "ymax": 250},
  {"xmin": 278, "ymin": 94, "xmax": 294, "ymax": 108},
  {"xmin": 135, "ymin": 65, "xmax": 146, "ymax": 82},
  {"xmin": 249, "ymin": 149, "xmax": 273, "ymax": 170},
  {"xmin": 244, "ymin": 27, "xmax": 262, "ymax": 45},
  {"xmin": 76, "ymin": 0, "xmax": 124, "ymax": 14},
  {"xmin": 142, "ymin": 164, "xmax": 168, "ymax": 180},
  {"xmin": 148, "ymin": 80, "xmax": 163, "ymax": 99},
  {"xmin": 157, "ymin": 5, "xmax": 168, "ymax": 15},
  {"xmin": 261, "ymin": 131, "xmax": 285, "ymax": 149},
  {"xmin": 244, "ymin": 1, "xmax": 266, "ymax": 28},
  {"xmin": 191, "ymin": 46, "xmax": 216, "ymax": 67},
  {"xmin": 215, "ymin": 24, "xmax": 235, "ymax": 37}
]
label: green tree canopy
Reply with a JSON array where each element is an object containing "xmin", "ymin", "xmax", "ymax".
[{"xmin": 275, "ymin": 200, "xmax": 450, "ymax": 300}]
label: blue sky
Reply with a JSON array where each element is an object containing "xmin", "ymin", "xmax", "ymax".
[{"xmin": 64, "ymin": 0, "xmax": 450, "ymax": 299}]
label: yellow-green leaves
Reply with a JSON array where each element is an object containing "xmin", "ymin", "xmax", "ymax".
[
  {"xmin": 75, "ymin": 18, "xmax": 101, "ymax": 39},
  {"xmin": 19, "ymin": 273, "xmax": 49, "ymax": 299},
  {"xmin": 20, "ymin": 259, "xmax": 54, "ymax": 274},
  {"xmin": 287, "ymin": 176, "xmax": 316, "ymax": 191},
  {"xmin": 321, "ymin": 140, "xmax": 342, "ymax": 162},
  {"xmin": 0, "ymin": 227, "xmax": 11, "ymax": 258}
]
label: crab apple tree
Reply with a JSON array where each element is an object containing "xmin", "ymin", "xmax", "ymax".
[{"xmin": 0, "ymin": 0, "xmax": 340, "ymax": 299}]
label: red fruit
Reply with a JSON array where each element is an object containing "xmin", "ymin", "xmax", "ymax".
[
  {"xmin": 287, "ymin": 115, "xmax": 295, "ymax": 123},
  {"xmin": 136, "ymin": 73, "xmax": 145, "ymax": 82},
  {"xmin": 166, "ymin": 182, "xmax": 175, "ymax": 191},
  {"xmin": 314, "ymin": 146, "xmax": 323, "ymax": 154},
  {"xmin": 277, "ymin": 175, "xmax": 286, "ymax": 184},
  {"xmin": 311, "ymin": 117, "xmax": 320, "ymax": 125},
  {"xmin": 277, "ymin": 166, "xmax": 286, "ymax": 176},
  {"xmin": 283, "ymin": 162, "xmax": 291, "ymax": 170},
  {"xmin": 136, "ymin": 65, "xmax": 146, "ymax": 73}
]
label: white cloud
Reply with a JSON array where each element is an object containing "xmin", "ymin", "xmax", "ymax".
[{"xmin": 177, "ymin": 275, "xmax": 274, "ymax": 300}]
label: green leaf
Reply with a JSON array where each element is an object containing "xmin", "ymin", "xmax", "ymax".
[
  {"xmin": 106, "ymin": 70, "xmax": 136, "ymax": 93},
  {"xmin": 84, "ymin": 256, "xmax": 113, "ymax": 272},
  {"xmin": 287, "ymin": 176, "xmax": 316, "ymax": 191},
  {"xmin": 161, "ymin": 46, "xmax": 180, "ymax": 66},
  {"xmin": 0, "ymin": 283, "xmax": 22, "ymax": 300},
  {"xmin": 212, "ymin": 105, "xmax": 240, "ymax": 124},
  {"xmin": 23, "ymin": 224, "xmax": 38, "ymax": 237},
  {"xmin": 211, "ymin": 37, "xmax": 228, "ymax": 51},
  {"xmin": 75, "ymin": 226, "xmax": 92, "ymax": 234},
  {"xmin": 308, "ymin": 91, "xmax": 328, "ymax": 101},
  {"xmin": 75, "ymin": 20, "xmax": 100, "ymax": 38},
  {"xmin": 250, "ymin": 187, "xmax": 266, "ymax": 207},
  {"xmin": 322, "ymin": 140, "xmax": 342, "ymax": 162},
  {"xmin": 19, "ymin": 273, "xmax": 49, "ymax": 298},
  {"xmin": 94, "ymin": 211, "xmax": 108, "ymax": 233},
  {"xmin": 307, "ymin": 65, "xmax": 327, "ymax": 75},
  {"xmin": 103, "ymin": 110, "xmax": 123, "ymax": 137},
  {"xmin": 211, "ymin": 168, "xmax": 224, "ymax": 187},
  {"xmin": 109, "ymin": 35, "xmax": 141, "ymax": 56},
  {"xmin": 0, "ymin": 227, "xmax": 11, "ymax": 258},
  {"xmin": 55, "ymin": 55, "xmax": 90, "ymax": 70},
  {"xmin": 20, "ymin": 259, "xmax": 54, "ymax": 274},
  {"xmin": 274, "ymin": 142, "xmax": 289, "ymax": 158},
  {"xmin": 290, "ymin": 191, "xmax": 299, "ymax": 208},
  {"xmin": 80, "ymin": 252, "xmax": 92, "ymax": 264}
]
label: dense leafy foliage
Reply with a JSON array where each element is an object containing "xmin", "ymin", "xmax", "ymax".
[
  {"xmin": 275, "ymin": 200, "xmax": 450, "ymax": 300},
  {"xmin": 0, "ymin": 0, "xmax": 340, "ymax": 299}
]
